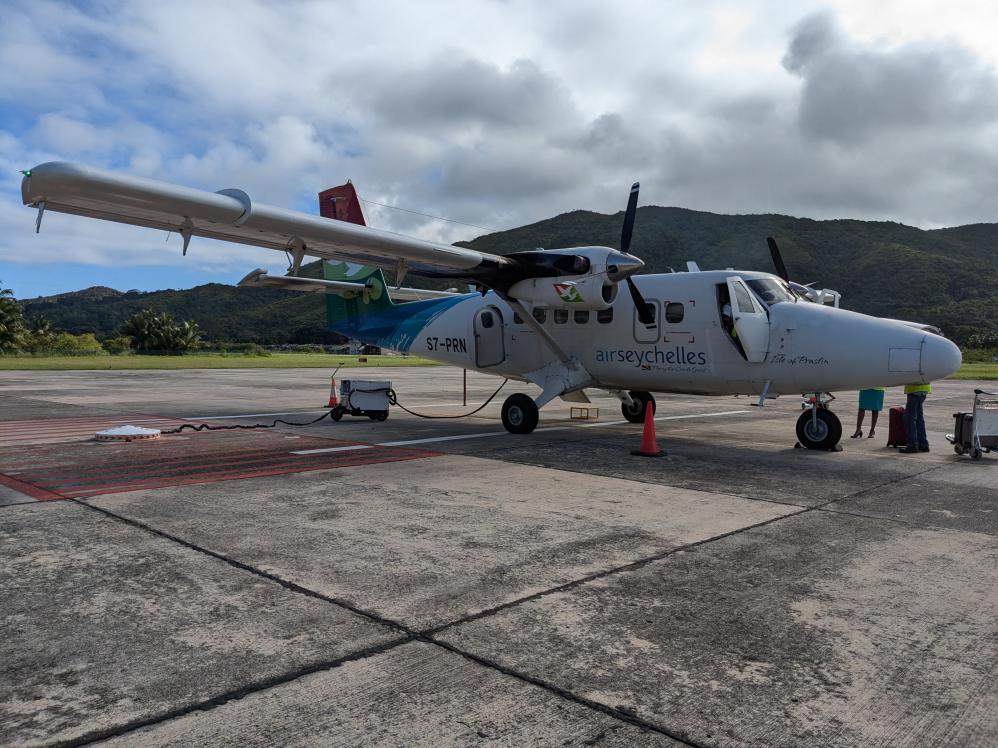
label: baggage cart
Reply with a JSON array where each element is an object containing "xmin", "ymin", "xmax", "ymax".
[{"xmin": 946, "ymin": 389, "xmax": 998, "ymax": 460}]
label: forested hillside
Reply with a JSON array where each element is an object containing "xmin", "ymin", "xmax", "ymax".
[{"xmin": 19, "ymin": 206, "xmax": 998, "ymax": 344}]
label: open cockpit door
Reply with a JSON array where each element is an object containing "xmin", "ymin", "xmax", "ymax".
[{"xmin": 726, "ymin": 276, "xmax": 770, "ymax": 363}]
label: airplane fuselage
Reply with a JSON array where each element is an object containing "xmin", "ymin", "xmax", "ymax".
[{"xmin": 336, "ymin": 269, "xmax": 962, "ymax": 399}]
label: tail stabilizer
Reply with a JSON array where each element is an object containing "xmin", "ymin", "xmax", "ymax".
[{"xmin": 324, "ymin": 262, "xmax": 394, "ymax": 327}]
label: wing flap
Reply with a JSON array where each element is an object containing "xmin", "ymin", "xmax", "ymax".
[
  {"xmin": 237, "ymin": 269, "xmax": 462, "ymax": 301},
  {"xmin": 23, "ymin": 162, "xmax": 511, "ymax": 276}
]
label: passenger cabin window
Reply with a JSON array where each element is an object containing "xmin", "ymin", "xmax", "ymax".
[
  {"xmin": 553, "ymin": 309, "xmax": 568, "ymax": 324},
  {"xmin": 513, "ymin": 312, "xmax": 524, "ymax": 324},
  {"xmin": 665, "ymin": 302, "xmax": 684, "ymax": 323},
  {"xmin": 480, "ymin": 311, "xmax": 495, "ymax": 329},
  {"xmin": 532, "ymin": 308, "xmax": 547, "ymax": 324},
  {"xmin": 597, "ymin": 307, "xmax": 613, "ymax": 323},
  {"xmin": 574, "ymin": 310, "xmax": 590, "ymax": 324}
]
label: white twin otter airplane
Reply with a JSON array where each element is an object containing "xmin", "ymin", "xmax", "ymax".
[{"xmin": 21, "ymin": 163, "xmax": 961, "ymax": 449}]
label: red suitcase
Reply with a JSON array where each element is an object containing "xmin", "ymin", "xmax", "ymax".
[{"xmin": 887, "ymin": 406, "xmax": 906, "ymax": 447}]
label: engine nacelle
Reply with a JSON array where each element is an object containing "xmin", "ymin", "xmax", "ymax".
[{"xmin": 508, "ymin": 273, "xmax": 618, "ymax": 310}]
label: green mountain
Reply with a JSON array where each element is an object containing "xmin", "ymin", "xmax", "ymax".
[{"xmin": 18, "ymin": 206, "xmax": 998, "ymax": 344}]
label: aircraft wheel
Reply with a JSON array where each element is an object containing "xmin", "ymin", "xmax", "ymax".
[
  {"xmin": 795, "ymin": 408, "xmax": 842, "ymax": 450},
  {"xmin": 502, "ymin": 393, "xmax": 539, "ymax": 434},
  {"xmin": 622, "ymin": 391, "xmax": 656, "ymax": 423}
]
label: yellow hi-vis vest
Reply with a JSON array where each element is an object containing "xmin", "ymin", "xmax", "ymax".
[{"xmin": 904, "ymin": 383, "xmax": 932, "ymax": 394}]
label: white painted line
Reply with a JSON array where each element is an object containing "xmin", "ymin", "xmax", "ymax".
[
  {"xmin": 379, "ymin": 431, "xmax": 525, "ymax": 447},
  {"xmin": 289, "ymin": 409, "xmax": 752, "ymax": 454},
  {"xmin": 398, "ymin": 402, "xmax": 468, "ymax": 408},
  {"xmin": 290, "ymin": 444, "xmax": 375, "ymax": 456},
  {"xmin": 577, "ymin": 409, "xmax": 751, "ymax": 428}
]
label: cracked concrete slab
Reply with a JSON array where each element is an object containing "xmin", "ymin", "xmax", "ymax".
[
  {"xmin": 100, "ymin": 641, "xmax": 684, "ymax": 747},
  {"xmin": 826, "ymin": 461, "xmax": 998, "ymax": 535},
  {"xmin": 0, "ymin": 501, "xmax": 400, "ymax": 747},
  {"xmin": 489, "ymin": 432, "xmax": 937, "ymax": 506},
  {"xmin": 439, "ymin": 511, "xmax": 998, "ymax": 747},
  {"xmin": 87, "ymin": 454, "xmax": 796, "ymax": 630}
]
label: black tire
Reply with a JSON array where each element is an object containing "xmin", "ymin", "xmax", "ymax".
[
  {"xmin": 622, "ymin": 391, "xmax": 656, "ymax": 423},
  {"xmin": 795, "ymin": 408, "xmax": 842, "ymax": 450},
  {"xmin": 330, "ymin": 407, "xmax": 344, "ymax": 422},
  {"xmin": 972, "ymin": 448, "xmax": 983, "ymax": 461},
  {"xmin": 954, "ymin": 444, "xmax": 966, "ymax": 455},
  {"xmin": 501, "ymin": 393, "xmax": 539, "ymax": 434},
  {"xmin": 369, "ymin": 410, "xmax": 389, "ymax": 422}
]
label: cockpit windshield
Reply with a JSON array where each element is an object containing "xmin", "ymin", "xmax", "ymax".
[{"xmin": 746, "ymin": 278, "xmax": 796, "ymax": 306}]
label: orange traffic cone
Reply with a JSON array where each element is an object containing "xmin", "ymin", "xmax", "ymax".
[
  {"xmin": 327, "ymin": 376, "xmax": 339, "ymax": 408},
  {"xmin": 631, "ymin": 401, "xmax": 664, "ymax": 457}
]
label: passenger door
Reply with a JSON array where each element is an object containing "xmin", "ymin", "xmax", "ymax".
[
  {"xmin": 474, "ymin": 306, "xmax": 506, "ymax": 367},
  {"xmin": 725, "ymin": 276, "xmax": 770, "ymax": 363}
]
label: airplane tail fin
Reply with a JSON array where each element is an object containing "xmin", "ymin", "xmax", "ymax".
[
  {"xmin": 318, "ymin": 182, "xmax": 393, "ymax": 326},
  {"xmin": 318, "ymin": 180, "xmax": 368, "ymax": 225}
]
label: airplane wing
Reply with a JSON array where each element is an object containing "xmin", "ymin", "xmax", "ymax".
[
  {"xmin": 237, "ymin": 269, "xmax": 461, "ymax": 302},
  {"xmin": 21, "ymin": 162, "xmax": 514, "ymax": 279}
]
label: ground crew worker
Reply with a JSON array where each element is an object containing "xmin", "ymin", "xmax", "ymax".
[{"xmin": 900, "ymin": 382, "xmax": 931, "ymax": 453}]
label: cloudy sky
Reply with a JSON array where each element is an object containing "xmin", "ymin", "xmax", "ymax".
[{"xmin": 3, "ymin": 0, "xmax": 998, "ymax": 298}]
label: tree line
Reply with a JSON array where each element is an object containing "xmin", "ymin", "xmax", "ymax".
[{"xmin": 1, "ymin": 281, "xmax": 202, "ymax": 355}]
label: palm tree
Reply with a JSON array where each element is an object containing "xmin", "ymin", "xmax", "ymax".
[
  {"xmin": 0, "ymin": 282, "xmax": 27, "ymax": 354},
  {"xmin": 120, "ymin": 309, "xmax": 202, "ymax": 353}
]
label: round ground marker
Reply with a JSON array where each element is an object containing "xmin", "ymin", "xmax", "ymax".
[{"xmin": 94, "ymin": 425, "xmax": 162, "ymax": 442}]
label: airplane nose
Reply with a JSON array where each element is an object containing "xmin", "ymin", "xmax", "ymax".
[{"xmin": 921, "ymin": 334, "xmax": 962, "ymax": 381}]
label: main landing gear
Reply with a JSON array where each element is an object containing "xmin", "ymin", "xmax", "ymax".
[
  {"xmin": 795, "ymin": 394, "xmax": 842, "ymax": 450},
  {"xmin": 501, "ymin": 393, "xmax": 539, "ymax": 434},
  {"xmin": 621, "ymin": 391, "xmax": 656, "ymax": 423}
]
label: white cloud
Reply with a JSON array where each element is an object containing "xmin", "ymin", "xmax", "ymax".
[{"xmin": 2, "ymin": 0, "xmax": 998, "ymax": 293}]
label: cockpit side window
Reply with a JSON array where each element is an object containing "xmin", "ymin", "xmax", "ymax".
[{"xmin": 746, "ymin": 278, "xmax": 795, "ymax": 306}]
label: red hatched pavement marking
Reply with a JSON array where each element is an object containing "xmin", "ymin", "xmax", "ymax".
[
  {"xmin": 0, "ymin": 415, "xmax": 201, "ymax": 447},
  {"xmin": 0, "ymin": 429, "xmax": 440, "ymax": 500}
]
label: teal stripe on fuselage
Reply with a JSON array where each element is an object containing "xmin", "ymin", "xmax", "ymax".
[{"xmin": 329, "ymin": 294, "xmax": 472, "ymax": 352}]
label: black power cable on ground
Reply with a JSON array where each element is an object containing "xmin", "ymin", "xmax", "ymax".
[
  {"xmin": 160, "ymin": 410, "xmax": 336, "ymax": 434},
  {"xmin": 388, "ymin": 379, "xmax": 508, "ymax": 419},
  {"xmin": 156, "ymin": 379, "xmax": 509, "ymax": 433}
]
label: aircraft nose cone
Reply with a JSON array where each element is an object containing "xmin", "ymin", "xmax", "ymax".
[{"xmin": 922, "ymin": 334, "xmax": 962, "ymax": 381}]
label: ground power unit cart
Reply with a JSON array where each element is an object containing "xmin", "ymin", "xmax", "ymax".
[
  {"xmin": 946, "ymin": 389, "xmax": 998, "ymax": 460},
  {"xmin": 330, "ymin": 379, "xmax": 392, "ymax": 422}
]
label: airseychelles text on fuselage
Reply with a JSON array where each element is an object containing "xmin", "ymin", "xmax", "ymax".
[{"xmin": 595, "ymin": 345, "xmax": 707, "ymax": 369}]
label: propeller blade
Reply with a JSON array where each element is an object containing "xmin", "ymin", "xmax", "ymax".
[
  {"xmin": 627, "ymin": 277, "xmax": 655, "ymax": 326},
  {"xmin": 766, "ymin": 236, "xmax": 790, "ymax": 282},
  {"xmin": 620, "ymin": 182, "xmax": 640, "ymax": 254}
]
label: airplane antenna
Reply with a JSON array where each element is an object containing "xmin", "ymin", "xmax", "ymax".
[{"xmin": 358, "ymin": 197, "xmax": 496, "ymax": 233}]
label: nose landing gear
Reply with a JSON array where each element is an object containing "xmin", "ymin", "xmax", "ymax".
[{"xmin": 795, "ymin": 394, "xmax": 842, "ymax": 450}]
